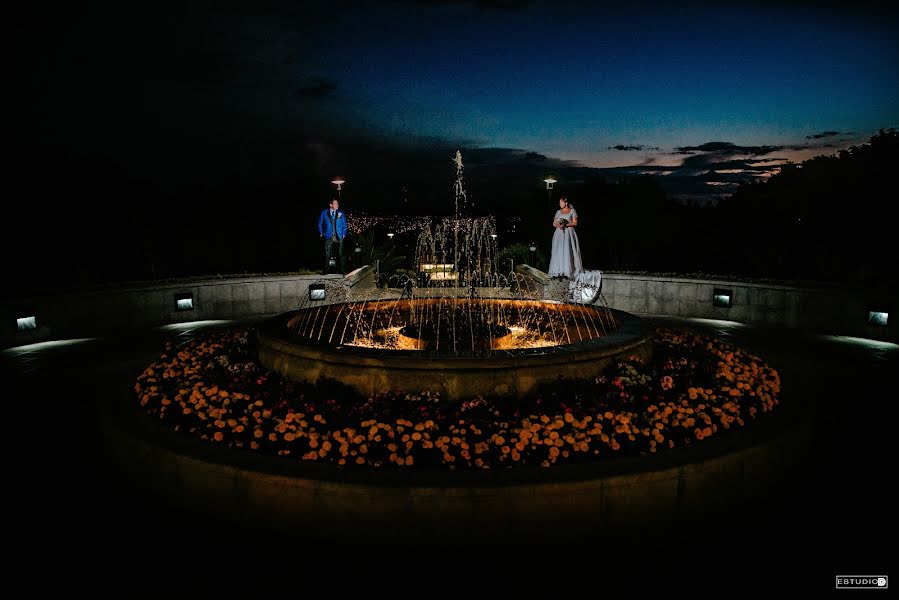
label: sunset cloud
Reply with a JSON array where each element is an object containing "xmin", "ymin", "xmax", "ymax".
[
  {"xmin": 608, "ymin": 144, "xmax": 661, "ymax": 151},
  {"xmin": 805, "ymin": 130, "xmax": 848, "ymax": 139}
]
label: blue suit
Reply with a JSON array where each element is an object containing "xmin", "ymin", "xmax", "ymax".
[
  {"xmin": 318, "ymin": 208, "xmax": 347, "ymax": 273},
  {"xmin": 318, "ymin": 209, "xmax": 347, "ymax": 240}
]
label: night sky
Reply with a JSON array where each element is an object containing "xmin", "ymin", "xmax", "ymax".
[
  {"xmin": 9, "ymin": 0, "xmax": 899, "ymax": 210},
  {"xmin": 6, "ymin": 2, "xmax": 896, "ymax": 566}
]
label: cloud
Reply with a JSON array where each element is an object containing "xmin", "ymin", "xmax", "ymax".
[
  {"xmin": 674, "ymin": 142, "xmax": 782, "ymax": 156},
  {"xmin": 608, "ymin": 144, "xmax": 661, "ymax": 151},
  {"xmin": 461, "ymin": 147, "xmax": 576, "ymax": 168},
  {"xmin": 805, "ymin": 130, "xmax": 847, "ymax": 139},
  {"xmin": 672, "ymin": 141, "xmax": 783, "ymax": 168},
  {"xmin": 596, "ymin": 148, "xmax": 793, "ymax": 203},
  {"xmin": 677, "ymin": 157, "xmax": 786, "ymax": 172}
]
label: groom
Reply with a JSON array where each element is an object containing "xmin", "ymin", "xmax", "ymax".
[{"xmin": 317, "ymin": 198, "xmax": 347, "ymax": 274}]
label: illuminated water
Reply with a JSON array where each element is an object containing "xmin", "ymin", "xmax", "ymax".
[{"xmin": 289, "ymin": 151, "xmax": 619, "ymax": 357}]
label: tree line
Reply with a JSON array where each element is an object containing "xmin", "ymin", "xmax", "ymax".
[{"xmin": 5, "ymin": 131, "xmax": 896, "ymax": 294}]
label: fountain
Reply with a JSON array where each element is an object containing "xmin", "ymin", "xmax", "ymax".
[{"xmin": 257, "ymin": 151, "xmax": 651, "ymax": 398}]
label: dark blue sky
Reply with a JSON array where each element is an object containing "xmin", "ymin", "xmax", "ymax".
[
  {"xmin": 317, "ymin": 1, "xmax": 896, "ymax": 166},
  {"xmin": 11, "ymin": 0, "xmax": 899, "ymax": 201}
]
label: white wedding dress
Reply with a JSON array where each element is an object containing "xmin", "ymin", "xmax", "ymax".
[{"xmin": 548, "ymin": 208, "xmax": 583, "ymax": 278}]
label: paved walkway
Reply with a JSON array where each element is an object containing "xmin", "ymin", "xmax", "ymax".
[{"xmin": 4, "ymin": 316, "xmax": 895, "ymax": 582}]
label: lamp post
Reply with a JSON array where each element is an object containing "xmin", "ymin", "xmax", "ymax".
[
  {"xmin": 529, "ymin": 243, "xmax": 536, "ymax": 267},
  {"xmin": 331, "ymin": 177, "xmax": 345, "ymax": 202},
  {"xmin": 355, "ymin": 244, "xmax": 362, "ymax": 268},
  {"xmin": 543, "ymin": 176, "xmax": 557, "ymax": 213}
]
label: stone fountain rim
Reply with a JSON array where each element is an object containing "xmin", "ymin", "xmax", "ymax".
[{"xmin": 264, "ymin": 304, "xmax": 642, "ymax": 362}]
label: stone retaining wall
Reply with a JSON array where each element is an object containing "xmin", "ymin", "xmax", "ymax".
[
  {"xmin": 100, "ymin": 404, "xmax": 813, "ymax": 542},
  {"xmin": 3, "ymin": 271, "xmax": 894, "ymax": 348}
]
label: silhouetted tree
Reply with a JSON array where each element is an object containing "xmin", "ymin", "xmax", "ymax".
[{"xmin": 725, "ymin": 129, "xmax": 898, "ymax": 285}]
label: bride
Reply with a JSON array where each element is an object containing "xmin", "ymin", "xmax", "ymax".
[{"xmin": 548, "ymin": 196, "xmax": 583, "ymax": 278}]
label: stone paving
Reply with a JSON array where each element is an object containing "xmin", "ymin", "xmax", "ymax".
[{"xmin": 4, "ymin": 315, "xmax": 895, "ymax": 581}]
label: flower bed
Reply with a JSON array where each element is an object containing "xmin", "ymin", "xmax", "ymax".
[{"xmin": 135, "ymin": 328, "xmax": 780, "ymax": 469}]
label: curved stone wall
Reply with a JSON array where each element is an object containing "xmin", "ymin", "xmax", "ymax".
[
  {"xmin": 601, "ymin": 274, "xmax": 895, "ymax": 342},
  {"xmin": 257, "ymin": 308, "xmax": 652, "ymax": 399},
  {"xmin": 100, "ymin": 399, "xmax": 814, "ymax": 542},
  {"xmin": 3, "ymin": 271, "xmax": 895, "ymax": 348}
]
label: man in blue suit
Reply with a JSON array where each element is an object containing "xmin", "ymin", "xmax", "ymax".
[{"xmin": 318, "ymin": 198, "xmax": 348, "ymax": 274}]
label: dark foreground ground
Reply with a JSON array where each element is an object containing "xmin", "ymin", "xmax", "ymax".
[{"xmin": 4, "ymin": 316, "xmax": 894, "ymax": 588}]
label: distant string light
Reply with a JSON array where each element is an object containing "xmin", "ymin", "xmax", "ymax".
[
  {"xmin": 347, "ymin": 212, "xmax": 511, "ymax": 236},
  {"xmin": 346, "ymin": 213, "xmax": 435, "ymax": 235}
]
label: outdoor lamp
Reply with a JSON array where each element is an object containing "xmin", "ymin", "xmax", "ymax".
[
  {"xmin": 867, "ymin": 310, "xmax": 888, "ymax": 327},
  {"xmin": 309, "ymin": 284, "xmax": 326, "ymax": 301},
  {"xmin": 174, "ymin": 292, "xmax": 194, "ymax": 311},
  {"xmin": 713, "ymin": 288, "xmax": 733, "ymax": 308}
]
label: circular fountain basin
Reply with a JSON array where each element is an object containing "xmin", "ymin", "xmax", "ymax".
[{"xmin": 257, "ymin": 300, "xmax": 651, "ymax": 399}]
